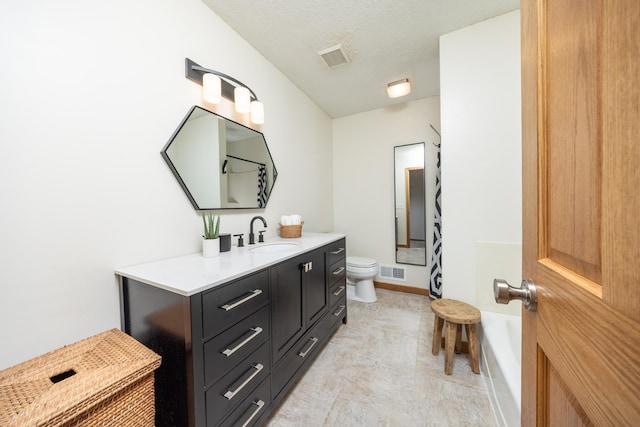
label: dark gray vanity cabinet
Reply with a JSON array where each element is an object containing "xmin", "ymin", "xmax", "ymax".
[
  {"xmin": 118, "ymin": 237, "xmax": 347, "ymax": 427},
  {"xmin": 271, "ymin": 239, "xmax": 346, "ymax": 404},
  {"xmin": 120, "ymin": 269, "xmax": 271, "ymax": 427},
  {"xmin": 270, "ymin": 247, "xmax": 327, "ymax": 364}
]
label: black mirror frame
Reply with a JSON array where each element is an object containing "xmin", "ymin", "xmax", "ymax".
[
  {"xmin": 393, "ymin": 142, "xmax": 427, "ymax": 266},
  {"xmin": 161, "ymin": 106, "xmax": 278, "ymax": 210}
]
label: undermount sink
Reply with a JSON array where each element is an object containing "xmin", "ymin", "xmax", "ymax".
[{"xmin": 249, "ymin": 242, "xmax": 299, "ymax": 254}]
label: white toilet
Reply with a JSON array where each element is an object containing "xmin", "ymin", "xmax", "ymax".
[{"xmin": 346, "ymin": 256, "xmax": 378, "ymax": 303}]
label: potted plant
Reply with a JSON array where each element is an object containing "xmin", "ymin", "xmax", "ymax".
[{"xmin": 202, "ymin": 211, "xmax": 220, "ymax": 258}]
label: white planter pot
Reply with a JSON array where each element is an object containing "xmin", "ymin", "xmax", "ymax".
[{"xmin": 202, "ymin": 238, "xmax": 220, "ymax": 258}]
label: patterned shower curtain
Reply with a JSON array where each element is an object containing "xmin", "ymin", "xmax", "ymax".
[
  {"xmin": 429, "ymin": 144, "xmax": 442, "ymax": 299},
  {"xmin": 257, "ymin": 164, "xmax": 267, "ymax": 208}
]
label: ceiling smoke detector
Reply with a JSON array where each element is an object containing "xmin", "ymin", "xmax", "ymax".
[{"xmin": 318, "ymin": 44, "xmax": 351, "ymax": 69}]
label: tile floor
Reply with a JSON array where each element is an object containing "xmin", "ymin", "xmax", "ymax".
[{"xmin": 266, "ymin": 288, "xmax": 497, "ymax": 427}]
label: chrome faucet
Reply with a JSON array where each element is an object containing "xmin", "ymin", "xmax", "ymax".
[{"xmin": 249, "ymin": 216, "xmax": 267, "ymax": 244}]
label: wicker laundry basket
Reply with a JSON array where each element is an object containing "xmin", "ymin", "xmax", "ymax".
[{"xmin": 0, "ymin": 328, "xmax": 161, "ymax": 426}]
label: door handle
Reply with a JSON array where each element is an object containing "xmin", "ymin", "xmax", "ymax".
[
  {"xmin": 333, "ymin": 286, "xmax": 345, "ymax": 296},
  {"xmin": 221, "ymin": 327, "xmax": 263, "ymax": 357},
  {"xmin": 298, "ymin": 337, "xmax": 319, "ymax": 358},
  {"xmin": 220, "ymin": 289, "xmax": 263, "ymax": 311},
  {"xmin": 223, "ymin": 363, "xmax": 264, "ymax": 400},
  {"xmin": 240, "ymin": 400, "xmax": 265, "ymax": 427},
  {"xmin": 332, "ymin": 266, "xmax": 345, "ymax": 275},
  {"xmin": 493, "ymin": 278, "xmax": 538, "ymax": 312}
]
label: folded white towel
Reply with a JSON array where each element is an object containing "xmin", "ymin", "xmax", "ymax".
[
  {"xmin": 280, "ymin": 214, "xmax": 302, "ymax": 226},
  {"xmin": 281, "ymin": 215, "xmax": 292, "ymax": 225}
]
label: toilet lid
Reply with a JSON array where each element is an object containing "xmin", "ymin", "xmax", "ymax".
[{"xmin": 347, "ymin": 256, "xmax": 377, "ymax": 268}]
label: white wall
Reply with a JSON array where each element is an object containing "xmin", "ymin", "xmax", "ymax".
[
  {"xmin": 0, "ymin": 0, "xmax": 333, "ymax": 369},
  {"xmin": 439, "ymin": 11, "xmax": 522, "ymax": 304},
  {"xmin": 333, "ymin": 98, "xmax": 441, "ymax": 289}
]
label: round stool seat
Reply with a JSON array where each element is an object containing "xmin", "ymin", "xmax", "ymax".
[
  {"xmin": 430, "ymin": 298, "xmax": 481, "ymax": 375},
  {"xmin": 431, "ymin": 299, "xmax": 480, "ymax": 324}
]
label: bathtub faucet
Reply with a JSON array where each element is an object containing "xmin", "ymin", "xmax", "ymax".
[{"xmin": 249, "ymin": 216, "xmax": 267, "ymax": 244}]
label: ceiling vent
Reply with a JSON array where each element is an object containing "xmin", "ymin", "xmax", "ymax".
[{"xmin": 318, "ymin": 44, "xmax": 351, "ymax": 69}]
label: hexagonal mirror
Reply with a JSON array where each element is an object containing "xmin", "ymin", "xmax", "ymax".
[{"xmin": 161, "ymin": 106, "xmax": 278, "ymax": 210}]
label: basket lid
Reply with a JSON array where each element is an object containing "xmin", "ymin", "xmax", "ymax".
[{"xmin": 0, "ymin": 329, "xmax": 160, "ymax": 425}]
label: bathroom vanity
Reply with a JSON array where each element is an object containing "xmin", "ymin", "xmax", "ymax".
[{"xmin": 116, "ymin": 233, "xmax": 347, "ymax": 427}]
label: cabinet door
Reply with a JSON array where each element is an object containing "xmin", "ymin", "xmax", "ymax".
[
  {"xmin": 270, "ymin": 256, "xmax": 304, "ymax": 362},
  {"xmin": 305, "ymin": 249, "xmax": 328, "ymax": 327}
]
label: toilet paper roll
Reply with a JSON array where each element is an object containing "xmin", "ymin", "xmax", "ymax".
[{"xmin": 291, "ymin": 214, "xmax": 302, "ymax": 225}]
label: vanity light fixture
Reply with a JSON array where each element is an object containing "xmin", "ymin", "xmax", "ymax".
[
  {"xmin": 185, "ymin": 58, "xmax": 264, "ymax": 124},
  {"xmin": 386, "ymin": 78, "xmax": 411, "ymax": 98}
]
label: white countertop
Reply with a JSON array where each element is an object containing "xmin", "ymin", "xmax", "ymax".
[{"xmin": 115, "ymin": 232, "xmax": 346, "ymax": 296}]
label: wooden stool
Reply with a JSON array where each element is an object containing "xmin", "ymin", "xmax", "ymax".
[{"xmin": 431, "ymin": 298, "xmax": 481, "ymax": 375}]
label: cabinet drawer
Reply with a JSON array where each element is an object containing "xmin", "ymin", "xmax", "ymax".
[
  {"xmin": 204, "ymin": 306, "xmax": 270, "ymax": 387},
  {"xmin": 206, "ymin": 341, "xmax": 270, "ymax": 427},
  {"xmin": 326, "ymin": 239, "xmax": 346, "ymax": 266},
  {"xmin": 202, "ymin": 269, "xmax": 269, "ymax": 339},
  {"xmin": 329, "ymin": 280, "xmax": 347, "ymax": 308},
  {"xmin": 329, "ymin": 299, "xmax": 347, "ymax": 328},
  {"xmin": 219, "ymin": 376, "xmax": 271, "ymax": 427},
  {"xmin": 328, "ymin": 259, "xmax": 346, "ymax": 288},
  {"xmin": 272, "ymin": 311, "xmax": 333, "ymax": 399}
]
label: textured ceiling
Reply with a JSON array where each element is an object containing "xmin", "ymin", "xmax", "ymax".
[{"xmin": 202, "ymin": 0, "xmax": 520, "ymax": 118}]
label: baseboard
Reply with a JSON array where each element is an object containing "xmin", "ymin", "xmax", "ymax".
[{"xmin": 373, "ymin": 281, "xmax": 429, "ymax": 296}]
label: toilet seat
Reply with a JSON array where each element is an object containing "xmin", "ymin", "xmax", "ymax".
[{"xmin": 347, "ymin": 256, "xmax": 377, "ymax": 268}]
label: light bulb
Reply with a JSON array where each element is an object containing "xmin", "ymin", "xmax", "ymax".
[
  {"xmin": 250, "ymin": 101, "xmax": 264, "ymax": 124},
  {"xmin": 234, "ymin": 87, "xmax": 251, "ymax": 114},
  {"xmin": 202, "ymin": 73, "xmax": 221, "ymax": 104}
]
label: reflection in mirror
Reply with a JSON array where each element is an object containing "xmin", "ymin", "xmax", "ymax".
[
  {"xmin": 162, "ymin": 106, "xmax": 277, "ymax": 210},
  {"xmin": 394, "ymin": 142, "xmax": 426, "ymax": 266}
]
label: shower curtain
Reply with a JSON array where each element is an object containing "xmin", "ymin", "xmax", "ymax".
[
  {"xmin": 257, "ymin": 164, "xmax": 267, "ymax": 208},
  {"xmin": 429, "ymin": 144, "xmax": 442, "ymax": 299}
]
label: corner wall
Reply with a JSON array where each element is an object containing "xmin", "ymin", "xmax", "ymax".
[
  {"xmin": 333, "ymin": 97, "xmax": 441, "ymax": 290},
  {"xmin": 439, "ymin": 11, "xmax": 522, "ymax": 304}
]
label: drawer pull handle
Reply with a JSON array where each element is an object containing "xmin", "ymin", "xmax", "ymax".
[
  {"xmin": 221, "ymin": 289, "xmax": 263, "ymax": 311},
  {"xmin": 331, "ymin": 247, "xmax": 345, "ymax": 255},
  {"xmin": 332, "ymin": 267, "xmax": 345, "ymax": 275},
  {"xmin": 240, "ymin": 399, "xmax": 265, "ymax": 427},
  {"xmin": 223, "ymin": 363, "xmax": 264, "ymax": 400},
  {"xmin": 333, "ymin": 286, "xmax": 345, "ymax": 296},
  {"xmin": 298, "ymin": 337, "xmax": 319, "ymax": 358},
  {"xmin": 333, "ymin": 305, "xmax": 346, "ymax": 317},
  {"xmin": 222, "ymin": 327, "xmax": 263, "ymax": 357}
]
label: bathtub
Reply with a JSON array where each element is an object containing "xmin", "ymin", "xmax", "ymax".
[{"xmin": 479, "ymin": 311, "xmax": 521, "ymax": 427}]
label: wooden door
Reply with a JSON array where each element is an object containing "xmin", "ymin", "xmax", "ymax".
[{"xmin": 521, "ymin": 0, "xmax": 640, "ymax": 425}]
